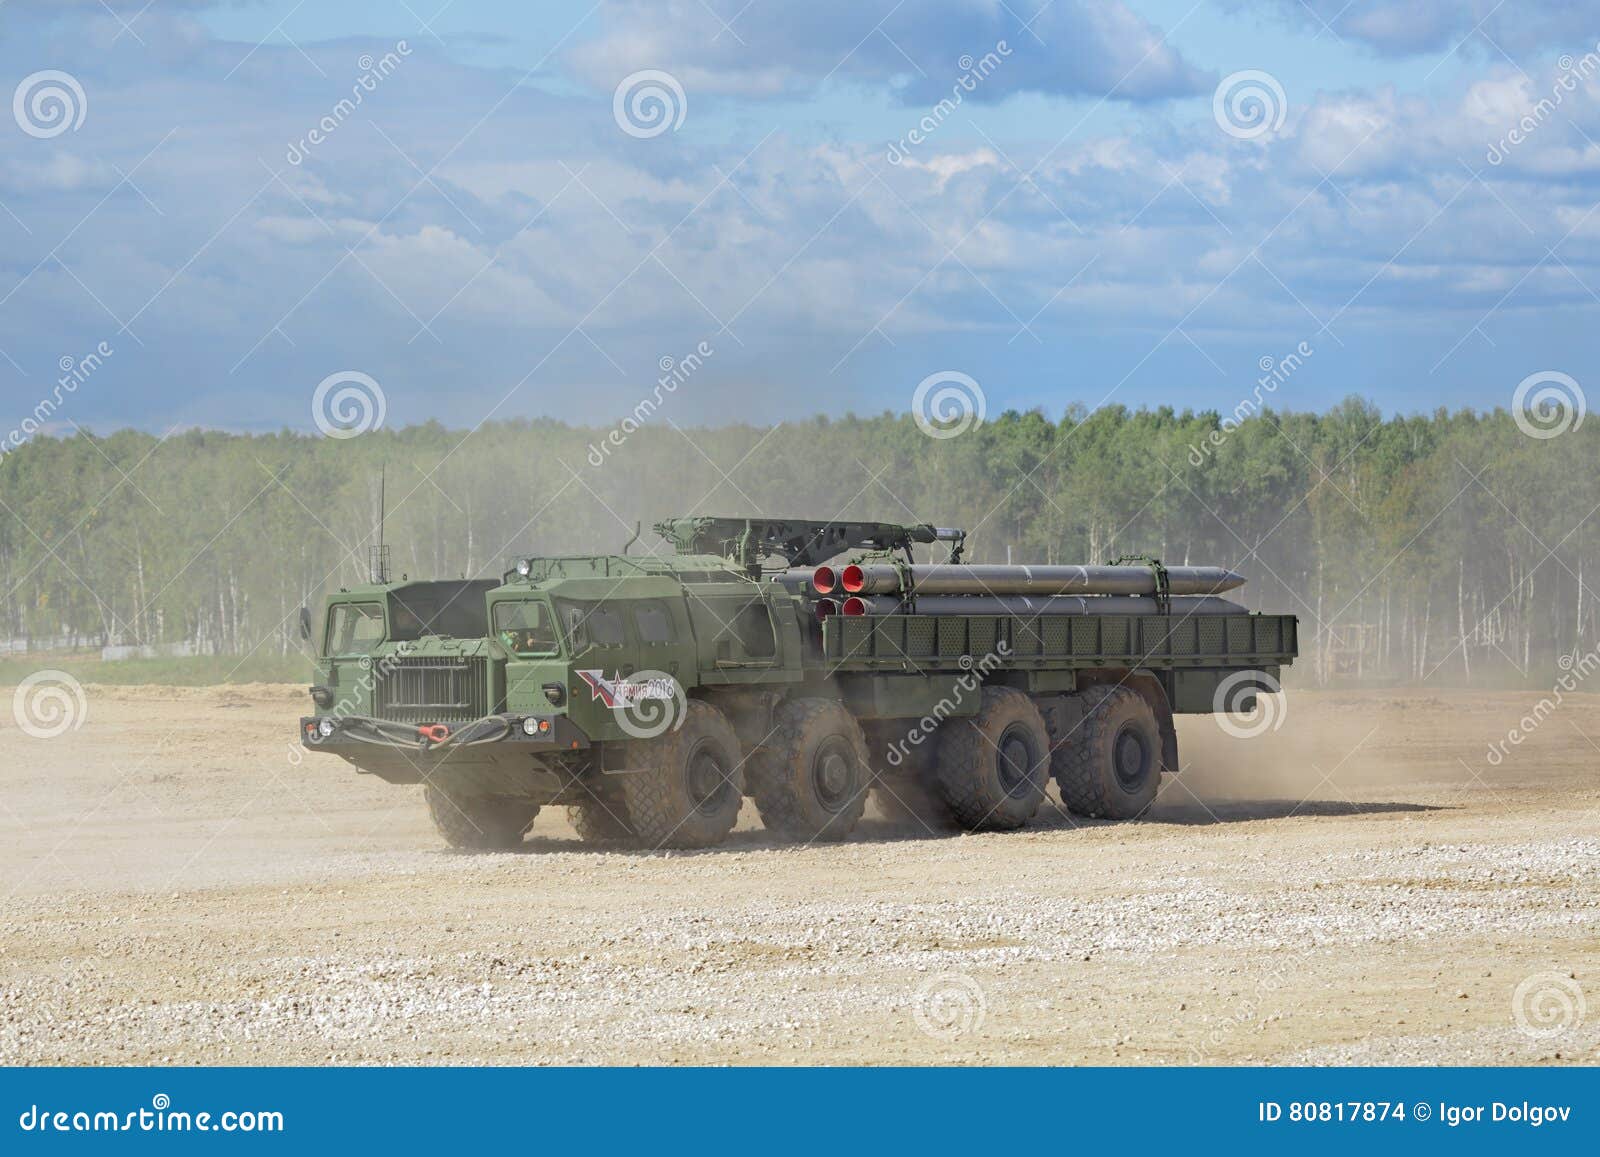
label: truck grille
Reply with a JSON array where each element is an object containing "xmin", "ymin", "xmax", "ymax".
[{"xmin": 375, "ymin": 656, "xmax": 488, "ymax": 723}]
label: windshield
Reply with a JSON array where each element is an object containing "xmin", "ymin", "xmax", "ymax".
[
  {"xmin": 492, "ymin": 600, "xmax": 560, "ymax": 655},
  {"xmin": 326, "ymin": 603, "xmax": 385, "ymax": 654},
  {"xmin": 386, "ymin": 580, "xmax": 494, "ymax": 641}
]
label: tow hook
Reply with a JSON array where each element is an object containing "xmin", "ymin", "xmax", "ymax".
[{"xmin": 418, "ymin": 723, "xmax": 450, "ymax": 743}]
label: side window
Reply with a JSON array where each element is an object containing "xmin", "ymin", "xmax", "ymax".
[
  {"xmin": 633, "ymin": 600, "xmax": 674, "ymax": 644},
  {"xmin": 326, "ymin": 604, "xmax": 384, "ymax": 654},
  {"xmin": 587, "ymin": 607, "xmax": 626, "ymax": 646},
  {"xmin": 556, "ymin": 601, "xmax": 626, "ymax": 651},
  {"xmin": 557, "ymin": 601, "xmax": 588, "ymax": 649},
  {"xmin": 492, "ymin": 600, "xmax": 558, "ymax": 655}
]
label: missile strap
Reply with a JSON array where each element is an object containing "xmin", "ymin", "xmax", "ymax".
[{"xmin": 1107, "ymin": 553, "xmax": 1171, "ymax": 613}]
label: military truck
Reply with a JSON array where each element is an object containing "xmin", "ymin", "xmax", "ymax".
[{"xmin": 298, "ymin": 517, "xmax": 1297, "ymax": 850}]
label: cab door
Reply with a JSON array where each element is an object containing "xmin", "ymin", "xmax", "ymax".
[
  {"xmin": 557, "ymin": 600, "xmax": 642, "ymax": 740},
  {"xmin": 492, "ymin": 597, "xmax": 566, "ymax": 714},
  {"xmin": 628, "ymin": 597, "xmax": 691, "ymax": 682}
]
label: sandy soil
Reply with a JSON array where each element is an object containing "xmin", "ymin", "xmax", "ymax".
[{"xmin": 1, "ymin": 683, "xmax": 1596, "ymax": 1065}]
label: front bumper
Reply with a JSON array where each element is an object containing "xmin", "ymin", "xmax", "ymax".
[{"xmin": 299, "ymin": 712, "xmax": 591, "ymax": 753}]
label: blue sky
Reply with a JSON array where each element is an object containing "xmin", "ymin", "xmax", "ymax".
[{"xmin": 1, "ymin": 0, "xmax": 1597, "ymax": 435}]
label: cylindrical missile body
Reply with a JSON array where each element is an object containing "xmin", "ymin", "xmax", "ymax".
[
  {"xmin": 838, "ymin": 563, "xmax": 1244, "ymax": 597},
  {"xmin": 843, "ymin": 594, "xmax": 1249, "ymax": 617}
]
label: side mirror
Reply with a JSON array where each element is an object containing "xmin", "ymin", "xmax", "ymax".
[{"xmin": 298, "ymin": 606, "xmax": 313, "ymax": 643}]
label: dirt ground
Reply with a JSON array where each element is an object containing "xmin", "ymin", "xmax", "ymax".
[{"xmin": 1, "ymin": 683, "xmax": 1596, "ymax": 1066}]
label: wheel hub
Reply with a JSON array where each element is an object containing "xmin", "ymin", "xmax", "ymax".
[
  {"xmin": 1112, "ymin": 723, "xmax": 1151, "ymax": 791},
  {"xmin": 996, "ymin": 724, "xmax": 1038, "ymax": 798},
  {"xmin": 811, "ymin": 740, "xmax": 856, "ymax": 812},
  {"xmin": 687, "ymin": 743, "xmax": 730, "ymax": 816}
]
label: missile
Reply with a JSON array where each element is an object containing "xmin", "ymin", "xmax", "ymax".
[{"xmin": 837, "ymin": 563, "xmax": 1244, "ymax": 597}]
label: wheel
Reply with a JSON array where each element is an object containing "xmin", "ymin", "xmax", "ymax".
[
  {"xmin": 1054, "ymin": 685, "xmax": 1162, "ymax": 819},
  {"xmin": 749, "ymin": 698, "xmax": 871, "ymax": 842},
  {"xmin": 566, "ymin": 791, "xmax": 634, "ymax": 844},
  {"xmin": 932, "ymin": 686, "xmax": 1051, "ymax": 831},
  {"xmin": 424, "ymin": 784, "xmax": 539, "ymax": 850},
  {"xmin": 618, "ymin": 699, "xmax": 744, "ymax": 849}
]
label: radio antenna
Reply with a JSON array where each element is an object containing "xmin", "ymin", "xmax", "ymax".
[{"xmin": 369, "ymin": 463, "xmax": 391, "ymax": 584}]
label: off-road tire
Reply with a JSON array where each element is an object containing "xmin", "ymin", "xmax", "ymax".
[
  {"xmin": 932, "ymin": 686, "xmax": 1051, "ymax": 831},
  {"xmin": 618, "ymin": 699, "xmax": 744, "ymax": 850},
  {"xmin": 1054, "ymin": 684, "xmax": 1162, "ymax": 819},
  {"xmin": 424, "ymin": 784, "xmax": 540, "ymax": 850},
  {"xmin": 748, "ymin": 698, "xmax": 871, "ymax": 842},
  {"xmin": 566, "ymin": 793, "xmax": 634, "ymax": 844}
]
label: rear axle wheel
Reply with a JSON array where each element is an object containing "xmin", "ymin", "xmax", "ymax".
[
  {"xmin": 1053, "ymin": 684, "xmax": 1163, "ymax": 819},
  {"xmin": 933, "ymin": 686, "xmax": 1050, "ymax": 831}
]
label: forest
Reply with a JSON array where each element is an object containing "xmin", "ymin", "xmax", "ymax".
[{"xmin": 0, "ymin": 396, "xmax": 1593, "ymax": 687}]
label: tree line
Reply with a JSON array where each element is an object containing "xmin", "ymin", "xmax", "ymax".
[{"xmin": 0, "ymin": 396, "xmax": 1593, "ymax": 686}]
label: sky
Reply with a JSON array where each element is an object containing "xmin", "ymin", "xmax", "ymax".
[{"xmin": 1, "ymin": 0, "xmax": 1598, "ymax": 437}]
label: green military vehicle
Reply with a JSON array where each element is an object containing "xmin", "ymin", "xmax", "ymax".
[{"xmin": 299, "ymin": 517, "xmax": 1297, "ymax": 850}]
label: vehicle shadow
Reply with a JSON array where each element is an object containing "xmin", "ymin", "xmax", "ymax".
[
  {"xmin": 1142, "ymin": 798, "xmax": 1441, "ymax": 825},
  {"xmin": 478, "ymin": 796, "xmax": 1443, "ymax": 857}
]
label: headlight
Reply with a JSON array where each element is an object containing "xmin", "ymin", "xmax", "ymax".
[
  {"xmin": 318, "ymin": 718, "xmax": 336, "ymax": 738},
  {"xmin": 515, "ymin": 558, "xmax": 532, "ymax": 576},
  {"xmin": 521, "ymin": 717, "xmax": 540, "ymax": 736}
]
